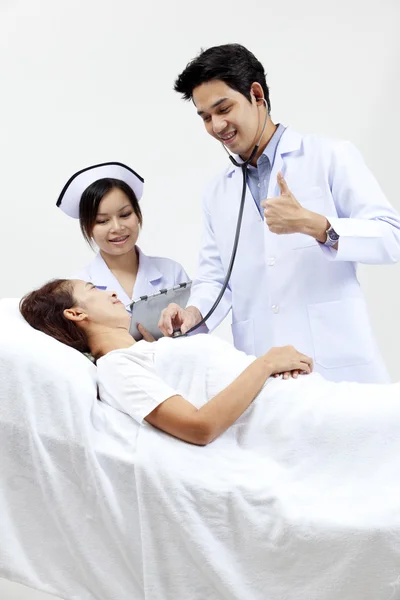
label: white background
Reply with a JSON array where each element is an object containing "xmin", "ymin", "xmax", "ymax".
[{"xmin": 0, "ymin": 0, "xmax": 399, "ymax": 598}]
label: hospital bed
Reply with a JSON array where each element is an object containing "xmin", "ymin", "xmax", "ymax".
[{"xmin": 1, "ymin": 297, "xmax": 400, "ymax": 600}]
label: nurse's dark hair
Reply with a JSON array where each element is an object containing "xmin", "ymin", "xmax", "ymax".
[
  {"xmin": 20, "ymin": 279, "xmax": 90, "ymax": 353},
  {"xmin": 79, "ymin": 178, "xmax": 143, "ymax": 246},
  {"xmin": 174, "ymin": 43, "xmax": 271, "ymax": 112}
]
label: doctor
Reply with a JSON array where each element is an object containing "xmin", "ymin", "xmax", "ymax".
[
  {"xmin": 159, "ymin": 43, "xmax": 400, "ymax": 383},
  {"xmin": 57, "ymin": 162, "xmax": 189, "ymax": 309}
]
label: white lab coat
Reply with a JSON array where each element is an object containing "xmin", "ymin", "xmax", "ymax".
[
  {"xmin": 188, "ymin": 127, "xmax": 400, "ymax": 383},
  {"xmin": 73, "ymin": 246, "xmax": 190, "ymax": 308}
]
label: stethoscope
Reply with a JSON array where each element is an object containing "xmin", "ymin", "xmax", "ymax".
[{"xmin": 173, "ymin": 98, "xmax": 269, "ymax": 338}]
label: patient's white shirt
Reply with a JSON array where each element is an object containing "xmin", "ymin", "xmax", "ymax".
[{"xmin": 97, "ymin": 334, "xmax": 256, "ymax": 424}]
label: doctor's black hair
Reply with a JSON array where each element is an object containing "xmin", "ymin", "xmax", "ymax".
[
  {"xmin": 79, "ymin": 178, "xmax": 143, "ymax": 247},
  {"xmin": 174, "ymin": 43, "xmax": 271, "ymax": 112}
]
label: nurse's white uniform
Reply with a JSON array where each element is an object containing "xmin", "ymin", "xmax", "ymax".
[{"xmin": 73, "ymin": 246, "xmax": 189, "ymax": 309}]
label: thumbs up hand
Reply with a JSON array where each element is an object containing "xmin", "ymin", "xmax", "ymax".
[{"xmin": 261, "ymin": 172, "xmax": 308, "ymax": 235}]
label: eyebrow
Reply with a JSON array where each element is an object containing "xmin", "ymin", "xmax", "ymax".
[
  {"xmin": 197, "ymin": 97, "xmax": 229, "ymax": 116},
  {"xmin": 96, "ymin": 203, "xmax": 131, "ymax": 217}
]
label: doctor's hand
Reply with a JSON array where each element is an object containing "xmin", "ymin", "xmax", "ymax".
[
  {"xmin": 261, "ymin": 172, "xmax": 310, "ymax": 235},
  {"xmin": 158, "ymin": 304, "xmax": 202, "ymax": 337}
]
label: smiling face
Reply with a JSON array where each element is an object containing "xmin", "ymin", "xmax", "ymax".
[
  {"xmin": 193, "ymin": 80, "xmax": 266, "ymax": 160},
  {"xmin": 20, "ymin": 278, "xmax": 132, "ymax": 356},
  {"xmin": 68, "ymin": 280, "xmax": 131, "ymax": 328},
  {"xmin": 90, "ymin": 188, "xmax": 140, "ymax": 256}
]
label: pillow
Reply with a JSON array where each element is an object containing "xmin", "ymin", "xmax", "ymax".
[
  {"xmin": 0, "ymin": 297, "xmax": 96, "ymax": 374},
  {"xmin": 0, "ymin": 298, "xmax": 98, "ymax": 434}
]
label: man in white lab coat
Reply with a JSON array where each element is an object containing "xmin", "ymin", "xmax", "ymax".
[{"xmin": 159, "ymin": 43, "xmax": 400, "ymax": 383}]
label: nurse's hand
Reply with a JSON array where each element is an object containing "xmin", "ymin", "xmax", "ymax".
[
  {"xmin": 137, "ymin": 323, "xmax": 156, "ymax": 342},
  {"xmin": 261, "ymin": 172, "xmax": 313, "ymax": 235},
  {"xmin": 158, "ymin": 304, "xmax": 202, "ymax": 337}
]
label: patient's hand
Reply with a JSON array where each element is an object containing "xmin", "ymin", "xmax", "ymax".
[
  {"xmin": 263, "ymin": 346, "xmax": 313, "ymax": 378},
  {"xmin": 274, "ymin": 370, "xmax": 301, "ymax": 380},
  {"xmin": 137, "ymin": 323, "xmax": 156, "ymax": 342}
]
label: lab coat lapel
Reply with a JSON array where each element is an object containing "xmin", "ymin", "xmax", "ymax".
[
  {"xmin": 267, "ymin": 127, "xmax": 303, "ymax": 198},
  {"xmin": 226, "ymin": 127, "xmax": 303, "ymax": 201}
]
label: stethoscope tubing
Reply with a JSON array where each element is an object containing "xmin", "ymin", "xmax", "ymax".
[{"xmin": 174, "ymin": 101, "xmax": 269, "ymax": 338}]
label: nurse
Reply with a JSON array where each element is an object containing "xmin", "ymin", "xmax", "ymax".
[
  {"xmin": 56, "ymin": 162, "xmax": 189, "ymax": 308},
  {"xmin": 159, "ymin": 44, "xmax": 400, "ymax": 384}
]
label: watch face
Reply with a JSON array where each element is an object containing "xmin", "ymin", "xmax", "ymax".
[{"xmin": 328, "ymin": 228, "xmax": 340, "ymax": 241}]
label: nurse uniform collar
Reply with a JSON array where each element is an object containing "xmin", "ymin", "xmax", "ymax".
[{"xmin": 56, "ymin": 161, "xmax": 145, "ymax": 219}]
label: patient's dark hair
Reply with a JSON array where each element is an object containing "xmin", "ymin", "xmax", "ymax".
[
  {"xmin": 79, "ymin": 178, "xmax": 143, "ymax": 246},
  {"xmin": 174, "ymin": 43, "xmax": 271, "ymax": 112},
  {"xmin": 20, "ymin": 279, "xmax": 89, "ymax": 353}
]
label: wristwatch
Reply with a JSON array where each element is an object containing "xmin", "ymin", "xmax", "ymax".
[{"xmin": 324, "ymin": 225, "xmax": 340, "ymax": 247}]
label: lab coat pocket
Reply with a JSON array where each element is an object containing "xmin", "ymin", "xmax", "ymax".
[
  {"xmin": 307, "ymin": 298, "xmax": 374, "ymax": 369},
  {"xmin": 290, "ymin": 232, "xmax": 319, "ymax": 250},
  {"xmin": 290, "ymin": 186, "xmax": 325, "ymax": 250},
  {"xmin": 231, "ymin": 319, "xmax": 256, "ymax": 356}
]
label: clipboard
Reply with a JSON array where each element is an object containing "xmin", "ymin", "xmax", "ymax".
[{"xmin": 128, "ymin": 281, "xmax": 192, "ymax": 341}]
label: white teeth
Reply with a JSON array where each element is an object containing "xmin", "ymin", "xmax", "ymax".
[
  {"xmin": 221, "ymin": 131, "xmax": 236, "ymax": 141},
  {"xmin": 111, "ymin": 236, "xmax": 128, "ymax": 242}
]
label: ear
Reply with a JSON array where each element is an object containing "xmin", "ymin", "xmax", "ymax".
[
  {"xmin": 63, "ymin": 306, "xmax": 88, "ymax": 323},
  {"xmin": 250, "ymin": 82, "xmax": 264, "ymax": 104}
]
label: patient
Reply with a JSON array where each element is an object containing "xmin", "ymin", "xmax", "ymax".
[
  {"xmin": 20, "ymin": 278, "xmax": 367, "ymax": 446},
  {"xmin": 19, "ymin": 278, "xmax": 316, "ymax": 444}
]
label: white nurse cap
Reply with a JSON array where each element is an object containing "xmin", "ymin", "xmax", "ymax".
[{"xmin": 56, "ymin": 161, "xmax": 144, "ymax": 219}]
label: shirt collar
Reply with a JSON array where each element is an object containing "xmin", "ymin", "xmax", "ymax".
[
  {"xmin": 247, "ymin": 123, "xmax": 286, "ymax": 172},
  {"xmin": 226, "ymin": 123, "xmax": 293, "ymax": 177}
]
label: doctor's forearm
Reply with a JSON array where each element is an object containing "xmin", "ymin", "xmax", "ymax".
[
  {"xmin": 299, "ymin": 212, "xmax": 339, "ymax": 250},
  {"xmin": 300, "ymin": 211, "xmax": 329, "ymax": 243},
  {"xmin": 188, "ymin": 282, "xmax": 232, "ymax": 332},
  {"xmin": 186, "ymin": 306, "xmax": 203, "ymax": 324}
]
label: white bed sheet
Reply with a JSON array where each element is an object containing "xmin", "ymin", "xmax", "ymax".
[
  {"xmin": 0, "ymin": 299, "xmax": 144, "ymax": 600},
  {"xmin": 1, "ymin": 298, "xmax": 400, "ymax": 600}
]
